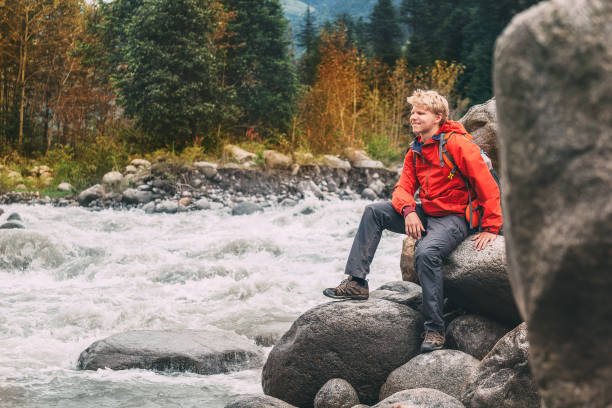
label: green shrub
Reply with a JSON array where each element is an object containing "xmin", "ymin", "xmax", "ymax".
[{"xmin": 365, "ymin": 133, "xmax": 404, "ymax": 167}]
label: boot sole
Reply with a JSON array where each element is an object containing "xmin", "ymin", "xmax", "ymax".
[{"xmin": 322, "ymin": 288, "xmax": 368, "ymax": 300}]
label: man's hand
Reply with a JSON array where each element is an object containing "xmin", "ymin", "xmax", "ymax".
[
  {"xmin": 471, "ymin": 231, "xmax": 497, "ymax": 250},
  {"xmin": 404, "ymin": 212, "xmax": 425, "ymax": 239}
]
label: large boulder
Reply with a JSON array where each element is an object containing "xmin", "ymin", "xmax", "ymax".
[
  {"xmin": 441, "ymin": 236, "xmax": 521, "ymax": 326},
  {"xmin": 264, "ymin": 150, "xmax": 292, "ymax": 170},
  {"xmin": 461, "ymin": 323, "xmax": 540, "ymax": 408},
  {"xmin": 102, "ymin": 171, "xmax": 124, "ymax": 192},
  {"xmin": 314, "ymin": 378, "xmax": 360, "ymax": 408},
  {"xmin": 193, "ymin": 161, "xmax": 218, "ymax": 178},
  {"xmin": 122, "ymin": 188, "xmax": 153, "ymax": 204},
  {"xmin": 77, "ymin": 330, "xmax": 263, "ymax": 375},
  {"xmin": 371, "ymin": 281, "xmax": 422, "ymax": 310},
  {"xmin": 445, "ymin": 314, "xmax": 510, "ymax": 360},
  {"xmin": 459, "ymin": 99, "xmax": 499, "ymax": 171},
  {"xmin": 262, "ymin": 299, "xmax": 423, "ymax": 407},
  {"xmin": 319, "ymin": 155, "xmax": 351, "ymax": 170},
  {"xmin": 379, "ymin": 350, "xmax": 479, "ymax": 401},
  {"xmin": 344, "ymin": 149, "xmax": 384, "ymax": 169},
  {"xmin": 373, "ymin": 388, "xmax": 465, "ymax": 408},
  {"xmin": 494, "ymin": 0, "xmax": 612, "ymax": 406},
  {"xmin": 77, "ymin": 184, "xmax": 104, "ymax": 205},
  {"xmin": 224, "ymin": 145, "xmax": 256, "ymax": 164},
  {"xmin": 225, "ymin": 394, "xmax": 296, "ymax": 408}
]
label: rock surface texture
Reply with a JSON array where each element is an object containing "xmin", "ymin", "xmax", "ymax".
[
  {"xmin": 379, "ymin": 350, "xmax": 479, "ymax": 401},
  {"xmin": 459, "ymin": 99, "xmax": 499, "ymax": 171},
  {"xmin": 495, "ymin": 0, "xmax": 612, "ymax": 406},
  {"xmin": 461, "ymin": 323, "xmax": 540, "ymax": 408},
  {"xmin": 77, "ymin": 330, "xmax": 263, "ymax": 375},
  {"xmin": 262, "ymin": 299, "xmax": 423, "ymax": 407},
  {"xmin": 445, "ymin": 314, "xmax": 510, "ymax": 360},
  {"xmin": 441, "ymin": 236, "xmax": 520, "ymax": 325},
  {"xmin": 373, "ymin": 388, "xmax": 465, "ymax": 408},
  {"xmin": 314, "ymin": 378, "xmax": 360, "ymax": 408},
  {"xmin": 224, "ymin": 394, "xmax": 296, "ymax": 408}
]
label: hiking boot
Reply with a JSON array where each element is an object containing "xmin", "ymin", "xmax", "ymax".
[
  {"xmin": 323, "ymin": 276, "xmax": 369, "ymax": 300},
  {"xmin": 420, "ymin": 331, "xmax": 445, "ymax": 353}
]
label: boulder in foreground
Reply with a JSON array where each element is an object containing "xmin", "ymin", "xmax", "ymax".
[
  {"xmin": 373, "ymin": 388, "xmax": 465, "ymax": 408},
  {"xmin": 77, "ymin": 330, "xmax": 263, "ymax": 375},
  {"xmin": 224, "ymin": 394, "xmax": 296, "ymax": 408},
  {"xmin": 262, "ymin": 298, "xmax": 423, "ymax": 407}
]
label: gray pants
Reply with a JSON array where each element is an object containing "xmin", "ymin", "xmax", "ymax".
[{"xmin": 345, "ymin": 201, "xmax": 469, "ymax": 333}]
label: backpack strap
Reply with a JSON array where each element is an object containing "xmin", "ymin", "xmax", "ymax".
[{"xmin": 438, "ymin": 132, "xmax": 460, "ymax": 181}]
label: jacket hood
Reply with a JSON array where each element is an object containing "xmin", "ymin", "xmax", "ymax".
[{"xmin": 437, "ymin": 120, "xmax": 467, "ymax": 135}]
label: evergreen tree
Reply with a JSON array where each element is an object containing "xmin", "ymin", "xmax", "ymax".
[
  {"xmin": 297, "ymin": 6, "xmax": 319, "ymax": 85},
  {"xmin": 368, "ymin": 0, "xmax": 402, "ymax": 67},
  {"xmin": 105, "ymin": 0, "xmax": 231, "ymax": 147},
  {"xmin": 224, "ymin": 0, "xmax": 298, "ymax": 138}
]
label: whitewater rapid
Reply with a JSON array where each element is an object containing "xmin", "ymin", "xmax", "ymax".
[{"xmin": 0, "ymin": 199, "xmax": 403, "ymax": 407}]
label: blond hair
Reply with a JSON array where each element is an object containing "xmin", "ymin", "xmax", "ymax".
[{"xmin": 407, "ymin": 89, "xmax": 449, "ymax": 124}]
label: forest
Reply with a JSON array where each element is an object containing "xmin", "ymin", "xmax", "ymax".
[{"xmin": 0, "ymin": 0, "xmax": 538, "ymax": 191}]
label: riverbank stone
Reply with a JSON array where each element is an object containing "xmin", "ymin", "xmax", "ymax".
[
  {"xmin": 77, "ymin": 184, "xmax": 104, "ymax": 205},
  {"xmin": 441, "ymin": 236, "xmax": 521, "ymax": 326},
  {"xmin": 445, "ymin": 314, "xmax": 510, "ymax": 360},
  {"xmin": 262, "ymin": 298, "xmax": 423, "ymax": 407},
  {"xmin": 232, "ymin": 201, "xmax": 263, "ymax": 216},
  {"xmin": 77, "ymin": 329, "xmax": 263, "ymax": 375},
  {"xmin": 379, "ymin": 350, "xmax": 479, "ymax": 401},
  {"xmin": 122, "ymin": 188, "xmax": 153, "ymax": 204},
  {"xmin": 314, "ymin": 378, "xmax": 360, "ymax": 408},
  {"xmin": 373, "ymin": 388, "xmax": 465, "ymax": 408},
  {"xmin": 225, "ymin": 394, "xmax": 296, "ymax": 408},
  {"xmin": 461, "ymin": 323, "xmax": 541, "ymax": 408}
]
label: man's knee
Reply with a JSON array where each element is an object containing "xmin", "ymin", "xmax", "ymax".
[{"xmin": 415, "ymin": 243, "xmax": 442, "ymax": 270}]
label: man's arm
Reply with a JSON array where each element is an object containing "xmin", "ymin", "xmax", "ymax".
[{"xmin": 391, "ymin": 149, "xmax": 419, "ymax": 216}]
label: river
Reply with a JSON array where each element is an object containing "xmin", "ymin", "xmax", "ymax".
[{"xmin": 0, "ymin": 199, "xmax": 402, "ymax": 407}]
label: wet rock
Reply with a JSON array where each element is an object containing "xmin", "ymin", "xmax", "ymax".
[
  {"xmin": 264, "ymin": 150, "xmax": 292, "ymax": 170},
  {"xmin": 7, "ymin": 213, "xmax": 22, "ymax": 222},
  {"xmin": 77, "ymin": 329, "xmax": 263, "ymax": 375},
  {"xmin": 314, "ymin": 378, "xmax": 360, "ymax": 408},
  {"xmin": 360, "ymin": 188, "xmax": 377, "ymax": 200},
  {"xmin": 57, "ymin": 182, "xmax": 73, "ymax": 192},
  {"xmin": 194, "ymin": 198, "xmax": 211, "ymax": 210},
  {"xmin": 0, "ymin": 221, "xmax": 25, "ymax": 229},
  {"xmin": 400, "ymin": 237, "xmax": 418, "ymax": 283},
  {"xmin": 224, "ymin": 145, "xmax": 256, "ymax": 164},
  {"xmin": 232, "ymin": 201, "xmax": 263, "ymax": 216},
  {"xmin": 122, "ymin": 188, "xmax": 154, "ymax": 204},
  {"xmin": 495, "ymin": 0, "xmax": 612, "ymax": 405},
  {"xmin": 441, "ymin": 236, "xmax": 520, "ymax": 326},
  {"xmin": 262, "ymin": 299, "xmax": 423, "ymax": 407},
  {"xmin": 77, "ymin": 184, "xmax": 105, "ymax": 205},
  {"xmin": 445, "ymin": 315, "xmax": 510, "ymax": 360},
  {"xmin": 459, "ymin": 99, "xmax": 499, "ymax": 172},
  {"xmin": 461, "ymin": 323, "xmax": 540, "ymax": 408},
  {"xmin": 297, "ymin": 180, "xmax": 323, "ymax": 199},
  {"xmin": 142, "ymin": 202, "xmax": 156, "ymax": 214},
  {"xmin": 225, "ymin": 394, "xmax": 296, "ymax": 408},
  {"xmin": 373, "ymin": 388, "xmax": 465, "ymax": 408},
  {"xmin": 155, "ymin": 200, "xmax": 178, "ymax": 214},
  {"xmin": 319, "ymin": 155, "xmax": 351, "ymax": 170},
  {"xmin": 380, "ymin": 350, "xmax": 479, "ymax": 401},
  {"xmin": 279, "ymin": 198, "xmax": 297, "ymax": 207}
]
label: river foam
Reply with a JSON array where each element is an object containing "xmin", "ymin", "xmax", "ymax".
[{"xmin": 0, "ymin": 199, "xmax": 403, "ymax": 407}]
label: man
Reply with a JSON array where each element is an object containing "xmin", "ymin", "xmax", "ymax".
[{"xmin": 323, "ymin": 89, "xmax": 503, "ymax": 353}]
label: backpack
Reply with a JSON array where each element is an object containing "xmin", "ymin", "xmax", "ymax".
[{"xmin": 412, "ymin": 131, "xmax": 502, "ymax": 231}]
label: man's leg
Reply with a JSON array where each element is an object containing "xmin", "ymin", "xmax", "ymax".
[
  {"xmin": 415, "ymin": 213, "xmax": 469, "ymax": 351},
  {"xmin": 323, "ymin": 202, "xmax": 408, "ymax": 300}
]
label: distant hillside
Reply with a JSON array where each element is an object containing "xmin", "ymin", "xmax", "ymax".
[{"xmin": 281, "ymin": 0, "xmax": 402, "ymax": 37}]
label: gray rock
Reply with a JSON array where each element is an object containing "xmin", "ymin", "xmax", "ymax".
[
  {"xmin": 0, "ymin": 221, "xmax": 24, "ymax": 229},
  {"xmin": 57, "ymin": 182, "xmax": 73, "ymax": 192},
  {"xmin": 319, "ymin": 155, "xmax": 351, "ymax": 170},
  {"xmin": 373, "ymin": 388, "xmax": 465, "ymax": 408},
  {"xmin": 6, "ymin": 213, "xmax": 22, "ymax": 222},
  {"xmin": 459, "ymin": 99, "xmax": 499, "ymax": 171},
  {"xmin": 122, "ymin": 188, "xmax": 153, "ymax": 204},
  {"xmin": 142, "ymin": 202, "xmax": 156, "ymax": 214},
  {"xmin": 297, "ymin": 180, "xmax": 324, "ymax": 199},
  {"xmin": 225, "ymin": 394, "xmax": 296, "ymax": 408},
  {"xmin": 370, "ymin": 287, "xmax": 422, "ymax": 310},
  {"xmin": 350, "ymin": 405, "xmax": 369, "ymax": 408},
  {"xmin": 77, "ymin": 330, "xmax": 263, "ymax": 375},
  {"xmin": 102, "ymin": 171, "xmax": 123, "ymax": 190},
  {"xmin": 194, "ymin": 198, "xmax": 211, "ymax": 210},
  {"xmin": 376, "ymin": 281, "xmax": 418, "ymax": 293},
  {"xmin": 232, "ymin": 201, "xmax": 263, "ymax": 216},
  {"xmin": 224, "ymin": 145, "xmax": 256, "ymax": 163},
  {"xmin": 130, "ymin": 158, "xmax": 151, "ymax": 168},
  {"xmin": 280, "ymin": 198, "xmax": 297, "ymax": 207},
  {"xmin": 155, "ymin": 200, "xmax": 178, "ymax": 214},
  {"xmin": 461, "ymin": 323, "xmax": 540, "ymax": 408},
  {"xmin": 77, "ymin": 184, "xmax": 104, "ymax": 205},
  {"xmin": 495, "ymin": 0, "xmax": 612, "ymax": 406},
  {"xmin": 368, "ymin": 180, "xmax": 385, "ymax": 196},
  {"xmin": 193, "ymin": 161, "xmax": 218, "ymax": 178},
  {"xmin": 360, "ymin": 188, "xmax": 377, "ymax": 200},
  {"xmin": 379, "ymin": 350, "xmax": 479, "ymax": 401},
  {"xmin": 441, "ymin": 236, "xmax": 520, "ymax": 325},
  {"xmin": 353, "ymin": 160, "xmax": 384, "ymax": 169},
  {"xmin": 264, "ymin": 150, "xmax": 292, "ymax": 170},
  {"xmin": 445, "ymin": 315, "xmax": 511, "ymax": 360},
  {"xmin": 262, "ymin": 299, "xmax": 423, "ymax": 407},
  {"xmin": 314, "ymin": 378, "xmax": 360, "ymax": 408}
]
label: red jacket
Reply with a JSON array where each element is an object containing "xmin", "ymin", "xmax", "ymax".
[{"xmin": 391, "ymin": 121, "xmax": 503, "ymax": 234}]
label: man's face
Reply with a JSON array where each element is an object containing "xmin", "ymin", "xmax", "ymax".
[{"xmin": 410, "ymin": 105, "xmax": 442, "ymax": 136}]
